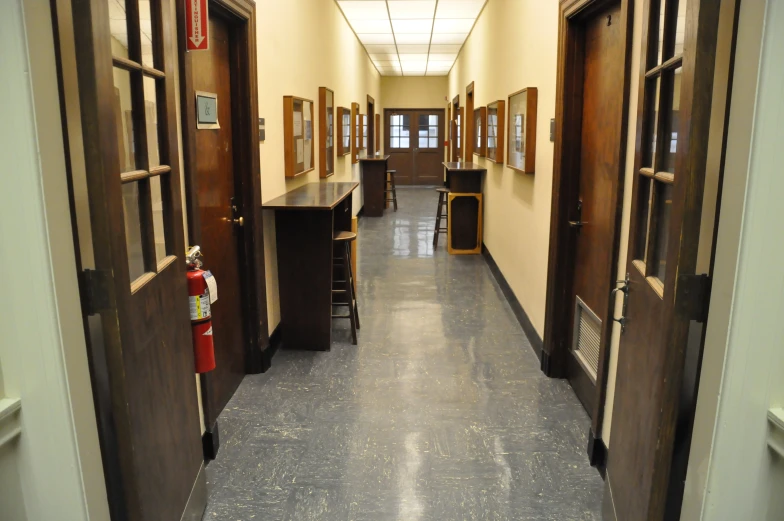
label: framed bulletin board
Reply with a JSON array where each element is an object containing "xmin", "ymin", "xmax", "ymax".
[
  {"xmin": 473, "ymin": 106, "xmax": 486, "ymax": 157},
  {"xmin": 337, "ymin": 106, "xmax": 351, "ymax": 156},
  {"xmin": 319, "ymin": 87, "xmax": 334, "ymax": 178},
  {"xmin": 351, "ymin": 102, "xmax": 359, "ymax": 164},
  {"xmin": 283, "ymin": 95, "xmax": 314, "ymax": 177},
  {"xmin": 507, "ymin": 87, "xmax": 538, "ymax": 174},
  {"xmin": 487, "ymin": 100, "xmax": 505, "ymax": 163}
]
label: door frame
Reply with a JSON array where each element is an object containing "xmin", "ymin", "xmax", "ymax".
[
  {"xmin": 176, "ymin": 0, "xmax": 269, "ymax": 429},
  {"xmin": 543, "ymin": 0, "xmax": 634, "ymax": 447},
  {"xmin": 384, "ymin": 107, "xmax": 447, "ymax": 185},
  {"xmin": 465, "ymin": 81, "xmax": 475, "ymax": 158},
  {"xmin": 366, "ymin": 94, "xmax": 375, "ymax": 154}
]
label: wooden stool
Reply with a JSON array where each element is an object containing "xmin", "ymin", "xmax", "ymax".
[
  {"xmin": 433, "ymin": 187, "xmax": 450, "ymax": 249},
  {"xmin": 385, "ymin": 170, "xmax": 398, "ymax": 211},
  {"xmin": 332, "ymin": 231, "xmax": 360, "ymax": 344}
]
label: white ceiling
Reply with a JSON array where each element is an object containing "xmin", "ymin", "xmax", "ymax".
[{"xmin": 336, "ymin": 0, "xmax": 487, "ymax": 76}]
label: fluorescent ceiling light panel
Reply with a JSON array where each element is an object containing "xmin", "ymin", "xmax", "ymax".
[
  {"xmin": 349, "ymin": 19, "xmax": 392, "ymax": 33},
  {"xmin": 391, "ymin": 19, "xmax": 433, "ymax": 33},
  {"xmin": 336, "ymin": 0, "xmax": 486, "ymax": 76},
  {"xmin": 435, "ymin": 0, "xmax": 485, "ymax": 19},
  {"xmin": 398, "ymin": 53, "xmax": 429, "ymax": 62},
  {"xmin": 427, "ymin": 53, "xmax": 457, "ymax": 61},
  {"xmin": 394, "ymin": 33, "xmax": 432, "ymax": 44},
  {"xmin": 365, "ymin": 44, "xmax": 398, "ymax": 53},
  {"xmin": 358, "ymin": 33, "xmax": 396, "ymax": 44},
  {"xmin": 387, "ymin": 0, "xmax": 435, "ymax": 19},
  {"xmin": 396, "ymin": 44, "xmax": 430, "ymax": 53},
  {"xmin": 432, "ymin": 18, "xmax": 475, "ymax": 33},
  {"xmin": 338, "ymin": 1, "xmax": 389, "ymax": 19}
]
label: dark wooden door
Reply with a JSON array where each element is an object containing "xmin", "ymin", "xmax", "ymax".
[
  {"xmin": 386, "ymin": 109, "xmax": 445, "ymax": 185},
  {"xmin": 606, "ymin": 0, "xmax": 721, "ymax": 519},
  {"xmin": 565, "ymin": 2, "xmax": 624, "ymax": 417},
  {"xmin": 71, "ymin": 0, "xmax": 203, "ymax": 519},
  {"xmin": 191, "ymin": 14, "xmax": 247, "ymax": 428}
]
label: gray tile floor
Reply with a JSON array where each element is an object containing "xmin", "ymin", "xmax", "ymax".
[{"xmin": 204, "ymin": 186, "xmax": 604, "ymax": 520}]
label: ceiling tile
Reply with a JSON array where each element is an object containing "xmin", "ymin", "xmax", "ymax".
[
  {"xmin": 426, "ymin": 70, "xmax": 449, "ymax": 76},
  {"xmin": 394, "ymin": 33, "xmax": 432, "ymax": 44},
  {"xmin": 429, "ymin": 44, "xmax": 461, "ymax": 53},
  {"xmin": 432, "ymin": 18, "xmax": 475, "ymax": 33},
  {"xmin": 430, "ymin": 32, "xmax": 468, "ymax": 44},
  {"xmin": 427, "ymin": 53, "xmax": 457, "ymax": 61},
  {"xmin": 369, "ymin": 53, "xmax": 399, "ymax": 60},
  {"xmin": 396, "ymin": 44, "xmax": 430, "ymax": 53},
  {"xmin": 435, "ymin": 0, "xmax": 485, "ymax": 19},
  {"xmin": 387, "ymin": 0, "xmax": 435, "ymax": 19},
  {"xmin": 357, "ymin": 33, "xmax": 396, "ymax": 44},
  {"xmin": 426, "ymin": 60, "xmax": 454, "ymax": 67},
  {"xmin": 391, "ymin": 19, "xmax": 433, "ymax": 33}
]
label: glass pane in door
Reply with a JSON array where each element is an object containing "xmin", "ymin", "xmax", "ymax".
[
  {"xmin": 122, "ymin": 182, "xmax": 146, "ymax": 280},
  {"xmin": 143, "ymin": 75, "xmax": 160, "ymax": 168},
  {"xmin": 138, "ymin": 0, "xmax": 157, "ymax": 68},
  {"xmin": 660, "ymin": 67, "xmax": 683, "ymax": 174},
  {"xmin": 113, "ymin": 69, "xmax": 137, "ymax": 172},
  {"xmin": 651, "ymin": 182, "xmax": 674, "ymax": 281}
]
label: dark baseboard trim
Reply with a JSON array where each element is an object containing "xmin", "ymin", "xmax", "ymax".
[
  {"xmin": 261, "ymin": 323, "xmax": 282, "ymax": 372},
  {"xmin": 202, "ymin": 421, "xmax": 220, "ymax": 461},
  {"xmin": 587, "ymin": 428, "xmax": 608, "ymax": 479},
  {"xmin": 482, "ymin": 244, "xmax": 544, "ymax": 363}
]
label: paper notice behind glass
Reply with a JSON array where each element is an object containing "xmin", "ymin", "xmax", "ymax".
[
  {"xmin": 294, "ymin": 112, "xmax": 303, "ymax": 136},
  {"xmin": 296, "ymin": 138, "xmax": 304, "ymax": 163}
]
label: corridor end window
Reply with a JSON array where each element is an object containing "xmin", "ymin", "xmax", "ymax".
[{"xmin": 389, "ymin": 114, "xmax": 410, "ymax": 149}]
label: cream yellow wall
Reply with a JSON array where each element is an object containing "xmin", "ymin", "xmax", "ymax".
[
  {"xmin": 381, "ymin": 76, "xmax": 448, "ymax": 109},
  {"xmin": 447, "ymin": 0, "xmax": 558, "ymax": 336},
  {"xmin": 256, "ymin": 0, "xmax": 382, "ymax": 333}
]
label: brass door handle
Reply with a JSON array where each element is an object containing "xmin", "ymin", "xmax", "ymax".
[{"xmin": 233, "ymin": 216, "xmax": 244, "ymax": 227}]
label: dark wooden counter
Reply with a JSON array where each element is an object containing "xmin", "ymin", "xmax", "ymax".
[
  {"xmin": 262, "ymin": 181, "xmax": 358, "ymax": 210},
  {"xmin": 443, "ymin": 162, "xmax": 485, "ymax": 193},
  {"xmin": 360, "ymin": 154, "xmax": 391, "ymax": 217},
  {"xmin": 263, "ymin": 182, "xmax": 358, "ymax": 350}
]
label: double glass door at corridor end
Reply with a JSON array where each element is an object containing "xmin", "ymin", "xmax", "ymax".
[{"xmin": 385, "ymin": 109, "xmax": 445, "ymax": 185}]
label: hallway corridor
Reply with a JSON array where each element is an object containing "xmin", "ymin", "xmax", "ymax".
[{"xmin": 204, "ymin": 187, "xmax": 604, "ymax": 520}]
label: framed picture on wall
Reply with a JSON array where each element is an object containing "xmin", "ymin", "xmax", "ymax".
[
  {"xmin": 337, "ymin": 106, "xmax": 351, "ymax": 156},
  {"xmin": 319, "ymin": 87, "xmax": 334, "ymax": 178},
  {"xmin": 507, "ymin": 87, "xmax": 538, "ymax": 174},
  {"xmin": 473, "ymin": 106, "xmax": 486, "ymax": 157},
  {"xmin": 486, "ymin": 100, "xmax": 505, "ymax": 163},
  {"xmin": 283, "ymin": 95, "xmax": 314, "ymax": 177}
]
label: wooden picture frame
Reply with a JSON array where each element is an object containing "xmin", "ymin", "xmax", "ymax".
[
  {"xmin": 283, "ymin": 95, "xmax": 315, "ymax": 177},
  {"xmin": 361, "ymin": 114, "xmax": 368, "ymax": 150},
  {"xmin": 506, "ymin": 87, "xmax": 538, "ymax": 174},
  {"xmin": 351, "ymin": 102, "xmax": 359, "ymax": 164},
  {"xmin": 337, "ymin": 106, "xmax": 351, "ymax": 156},
  {"xmin": 487, "ymin": 100, "xmax": 505, "ymax": 163},
  {"xmin": 318, "ymin": 87, "xmax": 334, "ymax": 178},
  {"xmin": 473, "ymin": 106, "xmax": 486, "ymax": 157}
]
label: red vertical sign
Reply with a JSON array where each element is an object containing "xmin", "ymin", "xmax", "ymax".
[{"xmin": 185, "ymin": 0, "xmax": 209, "ymax": 51}]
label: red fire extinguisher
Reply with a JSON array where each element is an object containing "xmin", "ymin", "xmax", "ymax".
[{"xmin": 186, "ymin": 246, "xmax": 216, "ymax": 373}]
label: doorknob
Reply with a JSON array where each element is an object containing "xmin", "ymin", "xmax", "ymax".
[
  {"xmin": 568, "ymin": 200, "xmax": 584, "ymax": 229},
  {"xmin": 232, "ymin": 216, "xmax": 244, "ymax": 227},
  {"xmin": 230, "ymin": 198, "xmax": 243, "ymax": 227}
]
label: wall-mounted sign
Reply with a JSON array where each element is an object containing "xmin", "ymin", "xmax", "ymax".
[
  {"xmin": 258, "ymin": 118, "xmax": 265, "ymax": 141},
  {"xmin": 196, "ymin": 91, "xmax": 219, "ymax": 129},
  {"xmin": 186, "ymin": 0, "xmax": 209, "ymax": 51}
]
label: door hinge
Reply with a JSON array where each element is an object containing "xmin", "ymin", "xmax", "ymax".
[
  {"xmin": 676, "ymin": 274, "xmax": 711, "ymax": 322},
  {"xmin": 82, "ymin": 269, "xmax": 112, "ymax": 316}
]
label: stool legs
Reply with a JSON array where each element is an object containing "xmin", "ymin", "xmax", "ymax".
[
  {"xmin": 433, "ymin": 191, "xmax": 449, "ymax": 249},
  {"xmin": 332, "ymin": 241, "xmax": 359, "ymax": 344},
  {"xmin": 385, "ymin": 172, "xmax": 398, "ymax": 212}
]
